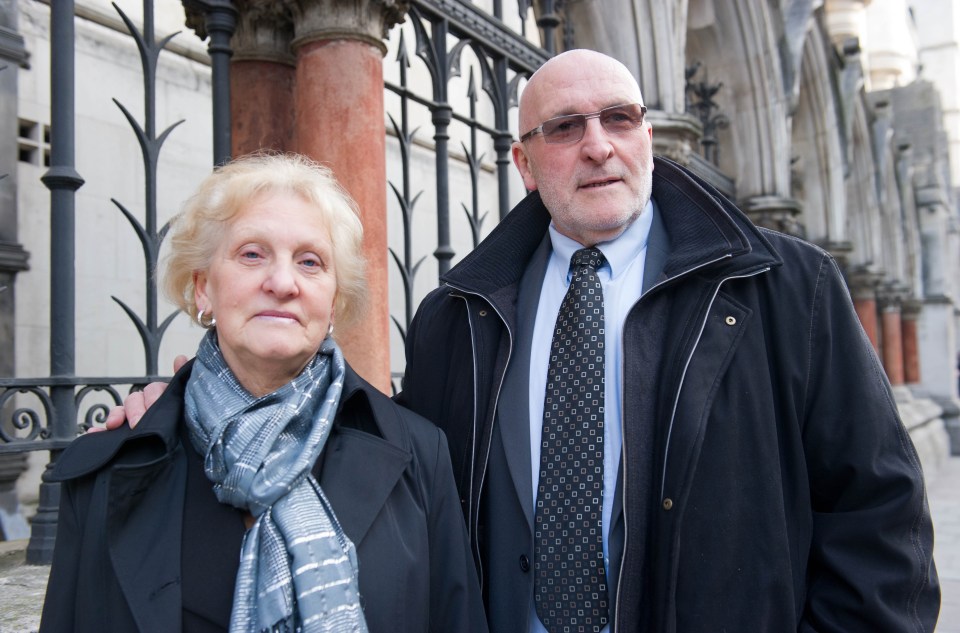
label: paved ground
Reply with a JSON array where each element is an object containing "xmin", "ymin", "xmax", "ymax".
[
  {"xmin": 1, "ymin": 459, "xmax": 959, "ymax": 631},
  {"xmin": 930, "ymin": 457, "xmax": 960, "ymax": 632}
]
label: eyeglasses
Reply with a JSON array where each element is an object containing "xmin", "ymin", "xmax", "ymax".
[{"xmin": 519, "ymin": 103, "xmax": 647, "ymax": 144}]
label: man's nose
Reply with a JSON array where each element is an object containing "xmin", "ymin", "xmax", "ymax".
[{"xmin": 579, "ymin": 117, "xmax": 615, "ymax": 161}]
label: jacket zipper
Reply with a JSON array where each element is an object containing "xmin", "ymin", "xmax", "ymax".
[
  {"xmin": 448, "ymin": 285, "xmax": 513, "ymax": 596},
  {"xmin": 612, "ymin": 260, "xmax": 769, "ymax": 630}
]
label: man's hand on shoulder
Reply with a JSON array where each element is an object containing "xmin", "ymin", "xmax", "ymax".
[{"xmin": 90, "ymin": 355, "xmax": 188, "ymax": 432}]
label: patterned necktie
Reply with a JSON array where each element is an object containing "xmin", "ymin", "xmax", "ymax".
[{"xmin": 535, "ymin": 247, "xmax": 608, "ymax": 633}]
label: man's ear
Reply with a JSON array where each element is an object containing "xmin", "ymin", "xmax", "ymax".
[{"xmin": 512, "ymin": 141, "xmax": 538, "ymax": 192}]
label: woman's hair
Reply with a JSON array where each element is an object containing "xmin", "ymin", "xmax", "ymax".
[{"xmin": 162, "ymin": 152, "xmax": 368, "ymax": 329}]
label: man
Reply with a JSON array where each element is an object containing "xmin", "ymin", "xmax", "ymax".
[
  {"xmin": 394, "ymin": 49, "xmax": 939, "ymax": 632},
  {"xmin": 113, "ymin": 49, "xmax": 938, "ymax": 631}
]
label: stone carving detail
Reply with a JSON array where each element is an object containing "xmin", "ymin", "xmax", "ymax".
[{"xmin": 685, "ymin": 61, "xmax": 729, "ymax": 166}]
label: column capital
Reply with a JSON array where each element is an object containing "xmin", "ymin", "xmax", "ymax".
[
  {"xmin": 877, "ymin": 282, "xmax": 910, "ymax": 310},
  {"xmin": 182, "ymin": 0, "xmax": 238, "ymax": 38},
  {"xmin": 648, "ymin": 110, "xmax": 702, "ymax": 166},
  {"xmin": 291, "ymin": 0, "xmax": 410, "ymax": 55},
  {"xmin": 847, "ymin": 265, "xmax": 883, "ymax": 300},
  {"xmin": 901, "ymin": 298, "xmax": 923, "ymax": 319},
  {"xmin": 740, "ymin": 195, "xmax": 805, "ymax": 237},
  {"xmin": 230, "ymin": 0, "xmax": 296, "ymax": 64}
]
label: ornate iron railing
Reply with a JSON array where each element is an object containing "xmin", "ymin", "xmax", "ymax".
[{"xmin": 0, "ymin": 0, "xmax": 562, "ymax": 563}]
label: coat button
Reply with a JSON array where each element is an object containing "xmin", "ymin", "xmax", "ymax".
[
  {"xmin": 519, "ymin": 555, "xmax": 530, "ymax": 572},
  {"xmin": 662, "ymin": 498, "xmax": 674, "ymax": 511},
  {"xmin": 479, "ymin": 310, "xmax": 488, "ymax": 317},
  {"xmin": 725, "ymin": 315, "xmax": 737, "ymax": 326}
]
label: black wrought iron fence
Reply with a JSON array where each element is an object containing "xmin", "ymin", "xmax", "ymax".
[{"xmin": 0, "ymin": 0, "xmax": 562, "ymax": 563}]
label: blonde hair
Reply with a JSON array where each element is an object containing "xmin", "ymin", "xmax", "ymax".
[{"xmin": 162, "ymin": 152, "xmax": 368, "ymax": 329}]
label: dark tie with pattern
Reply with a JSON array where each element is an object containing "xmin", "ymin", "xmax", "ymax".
[{"xmin": 535, "ymin": 247, "xmax": 608, "ymax": 633}]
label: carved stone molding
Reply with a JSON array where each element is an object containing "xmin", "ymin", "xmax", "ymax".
[
  {"xmin": 231, "ymin": 0, "xmax": 296, "ymax": 65},
  {"xmin": 878, "ymin": 283, "xmax": 910, "ymax": 310},
  {"xmin": 649, "ymin": 111, "xmax": 702, "ymax": 166},
  {"xmin": 820, "ymin": 240, "xmax": 853, "ymax": 270},
  {"xmin": 0, "ymin": 241, "xmax": 29, "ymax": 274},
  {"xmin": 291, "ymin": 0, "xmax": 411, "ymax": 55},
  {"xmin": 741, "ymin": 195, "xmax": 805, "ymax": 237},
  {"xmin": 847, "ymin": 265, "xmax": 884, "ymax": 300}
]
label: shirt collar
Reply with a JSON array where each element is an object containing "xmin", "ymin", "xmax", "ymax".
[{"xmin": 548, "ymin": 198, "xmax": 654, "ymax": 280}]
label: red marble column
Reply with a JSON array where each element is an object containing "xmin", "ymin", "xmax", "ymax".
[
  {"xmin": 229, "ymin": 3, "xmax": 296, "ymax": 156},
  {"xmin": 901, "ymin": 300, "xmax": 922, "ymax": 384},
  {"xmin": 849, "ymin": 269, "xmax": 882, "ymax": 356},
  {"xmin": 854, "ymin": 297, "xmax": 880, "ymax": 355},
  {"xmin": 881, "ymin": 301, "xmax": 905, "ymax": 386},
  {"xmin": 288, "ymin": 1, "xmax": 406, "ymax": 393},
  {"xmin": 232, "ymin": 61, "xmax": 295, "ymax": 155}
]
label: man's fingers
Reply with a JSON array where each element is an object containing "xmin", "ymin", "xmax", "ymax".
[
  {"xmin": 141, "ymin": 381, "xmax": 167, "ymax": 411},
  {"xmin": 87, "ymin": 357, "xmax": 184, "ymax": 433},
  {"xmin": 122, "ymin": 391, "xmax": 149, "ymax": 428}
]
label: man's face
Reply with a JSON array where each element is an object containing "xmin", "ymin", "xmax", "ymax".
[{"xmin": 512, "ymin": 51, "xmax": 654, "ymax": 246}]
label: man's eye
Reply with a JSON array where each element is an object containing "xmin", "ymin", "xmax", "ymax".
[
  {"xmin": 553, "ymin": 120, "xmax": 580, "ymax": 132},
  {"xmin": 241, "ymin": 251, "xmax": 261, "ymax": 260}
]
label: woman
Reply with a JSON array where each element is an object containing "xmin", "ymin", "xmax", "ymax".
[{"xmin": 39, "ymin": 153, "xmax": 487, "ymax": 633}]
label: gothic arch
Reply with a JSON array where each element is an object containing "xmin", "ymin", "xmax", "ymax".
[
  {"xmin": 684, "ymin": 0, "xmax": 792, "ymax": 198},
  {"xmin": 846, "ymin": 97, "xmax": 883, "ymax": 269},
  {"xmin": 790, "ymin": 19, "xmax": 848, "ymax": 245}
]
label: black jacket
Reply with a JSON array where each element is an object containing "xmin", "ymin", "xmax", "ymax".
[
  {"xmin": 398, "ymin": 156, "xmax": 939, "ymax": 632},
  {"xmin": 40, "ymin": 361, "xmax": 487, "ymax": 633}
]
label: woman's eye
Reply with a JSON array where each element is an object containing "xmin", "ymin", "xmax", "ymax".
[{"xmin": 241, "ymin": 251, "xmax": 261, "ymax": 260}]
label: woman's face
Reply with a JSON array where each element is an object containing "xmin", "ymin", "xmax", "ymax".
[{"xmin": 194, "ymin": 190, "xmax": 337, "ymax": 395}]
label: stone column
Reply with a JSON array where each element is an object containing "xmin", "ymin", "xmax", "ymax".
[
  {"xmin": 0, "ymin": 3, "xmax": 31, "ymax": 541},
  {"xmin": 230, "ymin": 1, "xmax": 295, "ymax": 155},
  {"xmin": 901, "ymin": 299, "xmax": 922, "ymax": 384},
  {"xmin": 879, "ymin": 289, "xmax": 905, "ymax": 386},
  {"xmin": 849, "ymin": 267, "xmax": 882, "ymax": 354},
  {"xmin": 289, "ymin": 0, "xmax": 408, "ymax": 393}
]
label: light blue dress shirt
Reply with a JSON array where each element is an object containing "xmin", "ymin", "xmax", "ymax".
[{"xmin": 527, "ymin": 200, "xmax": 654, "ymax": 633}]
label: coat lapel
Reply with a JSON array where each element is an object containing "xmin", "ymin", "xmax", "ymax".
[
  {"xmin": 496, "ymin": 234, "xmax": 552, "ymax": 531},
  {"xmin": 319, "ymin": 426, "xmax": 411, "ymax": 545},
  {"xmin": 319, "ymin": 367, "xmax": 413, "ymax": 546}
]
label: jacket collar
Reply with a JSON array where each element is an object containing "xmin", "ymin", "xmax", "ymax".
[
  {"xmin": 54, "ymin": 359, "xmax": 404, "ymax": 481},
  {"xmin": 52, "ymin": 361, "xmax": 194, "ymax": 481},
  {"xmin": 441, "ymin": 155, "xmax": 782, "ymax": 300}
]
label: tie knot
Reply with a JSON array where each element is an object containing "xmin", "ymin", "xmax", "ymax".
[{"xmin": 571, "ymin": 247, "xmax": 606, "ymax": 272}]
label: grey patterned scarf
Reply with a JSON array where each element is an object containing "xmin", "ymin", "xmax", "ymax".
[{"xmin": 184, "ymin": 330, "xmax": 368, "ymax": 633}]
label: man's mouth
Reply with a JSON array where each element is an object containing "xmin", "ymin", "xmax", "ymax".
[{"xmin": 580, "ymin": 178, "xmax": 619, "ymax": 189}]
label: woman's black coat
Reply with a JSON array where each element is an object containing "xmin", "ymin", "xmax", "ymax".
[{"xmin": 39, "ymin": 360, "xmax": 487, "ymax": 633}]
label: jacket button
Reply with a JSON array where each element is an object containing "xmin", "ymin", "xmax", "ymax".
[
  {"xmin": 662, "ymin": 498, "xmax": 674, "ymax": 511},
  {"xmin": 725, "ymin": 315, "xmax": 737, "ymax": 326},
  {"xmin": 519, "ymin": 555, "xmax": 530, "ymax": 572},
  {"xmin": 479, "ymin": 310, "xmax": 488, "ymax": 317}
]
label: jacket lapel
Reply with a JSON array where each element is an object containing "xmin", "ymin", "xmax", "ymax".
[
  {"xmin": 495, "ymin": 234, "xmax": 552, "ymax": 531},
  {"xmin": 319, "ymin": 426, "xmax": 411, "ymax": 545}
]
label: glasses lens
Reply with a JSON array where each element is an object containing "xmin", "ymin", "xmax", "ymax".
[
  {"xmin": 600, "ymin": 104, "xmax": 645, "ymax": 133},
  {"xmin": 541, "ymin": 114, "xmax": 587, "ymax": 144}
]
